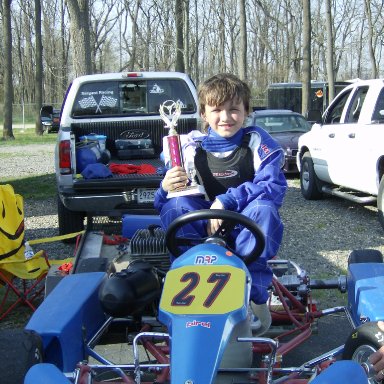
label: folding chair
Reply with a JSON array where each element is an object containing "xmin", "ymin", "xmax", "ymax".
[{"xmin": 0, "ymin": 184, "xmax": 81, "ymax": 321}]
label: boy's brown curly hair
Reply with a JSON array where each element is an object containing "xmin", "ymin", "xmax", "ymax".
[{"xmin": 198, "ymin": 73, "xmax": 251, "ymax": 116}]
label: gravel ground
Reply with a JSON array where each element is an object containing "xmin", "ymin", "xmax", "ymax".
[
  {"xmin": 1, "ymin": 144, "xmax": 75, "ymax": 261},
  {"xmin": 3, "ymin": 142, "xmax": 384, "ymax": 274},
  {"xmin": 2, "ymin": 143, "xmax": 384, "ymax": 325}
]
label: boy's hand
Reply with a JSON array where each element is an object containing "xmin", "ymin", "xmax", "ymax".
[
  {"xmin": 208, "ymin": 199, "xmax": 224, "ymax": 235},
  {"xmin": 369, "ymin": 321, "xmax": 384, "ymax": 381},
  {"xmin": 162, "ymin": 166, "xmax": 188, "ymax": 192}
]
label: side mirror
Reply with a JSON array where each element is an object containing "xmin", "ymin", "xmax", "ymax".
[{"xmin": 306, "ymin": 109, "xmax": 322, "ymax": 124}]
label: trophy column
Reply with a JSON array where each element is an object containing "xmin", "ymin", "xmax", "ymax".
[{"xmin": 160, "ymin": 100, "xmax": 205, "ymax": 198}]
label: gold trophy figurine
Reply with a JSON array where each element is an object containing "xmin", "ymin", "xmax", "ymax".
[{"xmin": 160, "ymin": 100, "xmax": 205, "ymax": 198}]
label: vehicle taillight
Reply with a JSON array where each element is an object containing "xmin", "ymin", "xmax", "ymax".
[
  {"xmin": 123, "ymin": 72, "xmax": 143, "ymax": 78},
  {"xmin": 59, "ymin": 140, "xmax": 72, "ymax": 174}
]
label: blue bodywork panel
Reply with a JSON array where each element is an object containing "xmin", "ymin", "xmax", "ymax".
[
  {"xmin": 347, "ymin": 263, "xmax": 384, "ymax": 325},
  {"xmin": 25, "ymin": 272, "xmax": 106, "ymax": 371},
  {"xmin": 159, "ymin": 243, "xmax": 251, "ymax": 383},
  {"xmin": 24, "ymin": 363, "xmax": 71, "ymax": 384},
  {"xmin": 310, "ymin": 360, "xmax": 367, "ymax": 384}
]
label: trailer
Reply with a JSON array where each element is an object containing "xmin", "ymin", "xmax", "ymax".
[{"xmin": 267, "ymin": 81, "xmax": 350, "ymax": 114}]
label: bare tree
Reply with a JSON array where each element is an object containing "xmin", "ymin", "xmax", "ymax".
[
  {"xmin": 364, "ymin": 0, "xmax": 378, "ymax": 78},
  {"xmin": 125, "ymin": 0, "xmax": 141, "ymax": 71},
  {"xmin": 325, "ymin": 0, "xmax": 335, "ymax": 102},
  {"xmin": 175, "ymin": 0, "xmax": 185, "ymax": 72},
  {"xmin": 238, "ymin": 0, "xmax": 247, "ymax": 81},
  {"xmin": 89, "ymin": 0, "xmax": 122, "ymax": 73},
  {"xmin": 35, "ymin": 0, "xmax": 44, "ymax": 135},
  {"xmin": 1, "ymin": 0, "xmax": 14, "ymax": 140},
  {"xmin": 301, "ymin": 0, "xmax": 311, "ymax": 116},
  {"xmin": 66, "ymin": 0, "xmax": 92, "ymax": 77},
  {"xmin": 183, "ymin": 0, "xmax": 190, "ymax": 74}
]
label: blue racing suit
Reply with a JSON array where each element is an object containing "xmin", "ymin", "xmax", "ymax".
[{"xmin": 154, "ymin": 126, "xmax": 287, "ymax": 304}]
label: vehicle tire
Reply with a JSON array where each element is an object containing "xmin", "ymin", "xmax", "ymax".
[
  {"xmin": 348, "ymin": 249, "xmax": 383, "ymax": 265},
  {"xmin": 57, "ymin": 195, "xmax": 85, "ymax": 242},
  {"xmin": 0, "ymin": 328, "xmax": 43, "ymax": 384},
  {"xmin": 377, "ymin": 176, "xmax": 384, "ymax": 230},
  {"xmin": 342, "ymin": 322, "xmax": 384, "ymax": 383},
  {"xmin": 300, "ymin": 152, "xmax": 323, "ymax": 200}
]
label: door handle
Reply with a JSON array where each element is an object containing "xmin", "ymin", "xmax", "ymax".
[
  {"xmin": 348, "ymin": 133, "xmax": 356, "ymax": 138},
  {"xmin": 328, "ymin": 133, "xmax": 335, "ymax": 138}
]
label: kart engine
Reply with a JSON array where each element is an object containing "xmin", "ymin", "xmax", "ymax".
[{"xmin": 99, "ymin": 259, "xmax": 162, "ymax": 317}]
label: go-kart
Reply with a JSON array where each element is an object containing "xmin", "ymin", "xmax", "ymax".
[{"xmin": 21, "ymin": 210, "xmax": 382, "ymax": 383}]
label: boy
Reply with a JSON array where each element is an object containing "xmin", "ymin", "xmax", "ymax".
[{"xmin": 154, "ymin": 73, "xmax": 287, "ymax": 326}]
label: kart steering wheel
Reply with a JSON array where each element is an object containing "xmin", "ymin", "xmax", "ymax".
[{"xmin": 165, "ymin": 209, "xmax": 265, "ymax": 265}]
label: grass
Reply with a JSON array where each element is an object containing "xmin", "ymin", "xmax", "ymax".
[
  {"xmin": 3, "ymin": 174, "xmax": 56, "ymax": 199},
  {"xmin": 1, "ymin": 128, "xmax": 57, "ymax": 200},
  {"xmin": 0, "ymin": 128, "xmax": 57, "ymax": 145}
]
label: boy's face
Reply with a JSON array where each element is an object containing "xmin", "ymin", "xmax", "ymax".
[{"xmin": 202, "ymin": 99, "xmax": 247, "ymax": 138}]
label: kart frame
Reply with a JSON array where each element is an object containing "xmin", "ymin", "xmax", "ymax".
[{"xmin": 24, "ymin": 210, "xmax": 377, "ymax": 384}]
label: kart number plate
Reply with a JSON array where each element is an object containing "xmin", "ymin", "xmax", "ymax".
[
  {"xmin": 160, "ymin": 265, "xmax": 246, "ymax": 315},
  {"xmin": 137, "ymin": 188, "xmax": 157, "ymax": 203}
]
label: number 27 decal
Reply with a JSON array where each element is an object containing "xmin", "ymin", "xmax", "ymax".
[{"xmin": 171, "ymin": 271, "xmax": 231, "ymax": 308}]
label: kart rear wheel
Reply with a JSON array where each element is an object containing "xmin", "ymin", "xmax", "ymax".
[
  {"xmin": 300, "ymin": 152, "xmax": 323, "ymax": 200},
  {"xmin": 343, "ymin": 322, "xmax": 384, "ymax": 384},
  {"xmin": 0, "ymin": 329, "xmax": 43, "ymax": 384}
]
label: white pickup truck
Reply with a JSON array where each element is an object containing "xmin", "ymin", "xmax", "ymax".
[
  {"xmin": 50, "ymin": 71, "xmax": 199, "ymax": 236},
  {"xmin": 296, "ymin": 79, "xmax": 384, "ymax": 228}
]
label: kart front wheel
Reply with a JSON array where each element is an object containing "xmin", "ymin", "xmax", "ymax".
[{"xmin": 343, "ymin": 322, "xmax": 384, "ymax": 384}]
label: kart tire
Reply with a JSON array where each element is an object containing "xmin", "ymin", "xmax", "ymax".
[
  {"xmin": 0, "ymin": 328, "xmax": 43, "ymax": 384},
  {"xmin": 377, "ymin": 176, "xmax": 384, "ymax": 231},
  {"xmin": 57, "ymin": 194, "xmax": 85, "ymax": 242},
  {"xmin": 300, "ymin": 152, "xmax": 323, "ymax": 200},
  {"xmin": 342, "ymin": 322, "xmax": 384, "ymax": 364},
  {"xmin": 348, "ymin": 249, "xmax": 383, "ymax": 265}
]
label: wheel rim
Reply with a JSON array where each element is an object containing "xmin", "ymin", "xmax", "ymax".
[
  {"xmin": 352, "ymin": 344, "xmax": 378, "ymax": 384},
  {"xmin": 301, "ymin": 163, "xmax": 310, "ymax": 191}
]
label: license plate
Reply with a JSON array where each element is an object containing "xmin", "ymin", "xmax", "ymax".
[{"xmin": 137, "ymin": 188, "xmax": 157, "ymax": 203}]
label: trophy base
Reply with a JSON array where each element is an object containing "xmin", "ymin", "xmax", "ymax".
[{"xmin": 167, "ymin": 184, "xmax": 206, "ymax": 198}]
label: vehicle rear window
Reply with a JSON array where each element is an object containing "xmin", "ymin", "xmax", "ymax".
[
  {"xmin": 255, "ymin": 115, "xmax": 310, "ymax": 132},
  {"xmin": 72, "ymin": 79, "xmax": 196, "ymax": 117}
]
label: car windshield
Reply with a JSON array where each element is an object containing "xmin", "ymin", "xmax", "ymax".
[{"xmin": 254, "ymin": 115, "xmax": 310, "ymax": 133}]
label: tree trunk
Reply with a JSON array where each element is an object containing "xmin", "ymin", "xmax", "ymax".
[
  {"xmin": 2, "ymin": 0, "xmax": 14, "ymax": 140},
  {"xmin": 301, "ymin": 0, "xmax": 311, "ymax": 117},
  {"xmin": 66, "ymin": 0, "xmax": 92, "ymax": 77},
  {"xmin": 364, "ymin": 0, "xmax": 377, "ymax": 78},
  {"xmin": 183, "ymin": 0, "xmax": 190, "ymax": 74},
  {"xmin": 218, "ymin": 2, "xmax": 225, "ymax": 72},
  {"xmin": 175, "ymin": 0, "xmax": 185, "ymax": 72},
  {"xmin": 128, "ymin": 0, "xmax": 141, "ymax": 71},
  {"xmin": 35, "ymin": 0, "xmax": 44, "ymax": 135},
  {"xmin": 238, "ymin": 0, "xmax": 247, "ymax": 81},
  {"xmin": 325, "ymin": 0, "xmax": 335, "ymax": 103}
]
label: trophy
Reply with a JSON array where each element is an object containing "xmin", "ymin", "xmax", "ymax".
[{"xmin": 160, "ymin": 100, "xmax": 205, "ymax": 198}]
